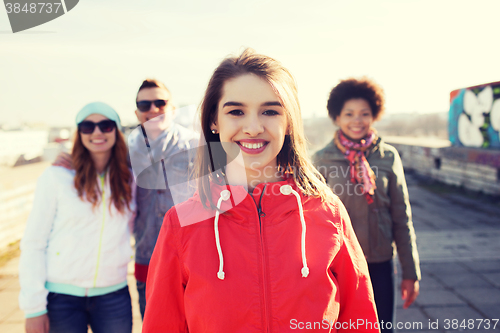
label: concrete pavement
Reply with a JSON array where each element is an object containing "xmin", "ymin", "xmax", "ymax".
[
  {"xmin": 1, "ymin": 173, "xmax": 499, "ymax": 332},
  {"xmin": 393, "ymin": 174, "xmax": 500, "ymax": 333}
]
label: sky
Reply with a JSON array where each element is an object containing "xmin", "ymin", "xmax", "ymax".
[{"xmin": 1, "ymin": 0, "xmax": 500, "ymax": 127}]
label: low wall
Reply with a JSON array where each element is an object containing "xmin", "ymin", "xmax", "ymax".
[
  {"xmin": 0, "ymin": 184, "xmax": 35, "ymax": 251},
  {"xmin": 386, "ymin": 137, "xmax": 500, "ymax": 195},
  {"xmin": 0, "ymin": 162, "xmax": 50, "ymax": 253}
]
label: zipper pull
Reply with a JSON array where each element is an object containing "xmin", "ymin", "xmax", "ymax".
[
  {"xmin": 258, "ymin": 184, "xmax": 267, "ymax": 217},
  {"xmin": 258, "ymin": 207, "xmax": 266, "ymax": 218}
]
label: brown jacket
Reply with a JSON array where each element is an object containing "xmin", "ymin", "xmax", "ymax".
[{"xmin": 313, "ymin": 137, "xmax": 421, "ymax": 280}]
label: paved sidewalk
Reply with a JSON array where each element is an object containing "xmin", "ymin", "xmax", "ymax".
[
  {"xmin": 393, "ymin": 175, "xmax": 500, "ymax": 333},
  {"xmin": 1, "ymin": 174, "xmax": 499, "ymax": 332}
]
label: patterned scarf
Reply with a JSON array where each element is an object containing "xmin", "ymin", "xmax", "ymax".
[{"xmin": 334, "ymin": 129, "xmax": 378, "ymax": 204}]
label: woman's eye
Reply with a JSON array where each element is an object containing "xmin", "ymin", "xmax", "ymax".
[
  {"xmin": 263, "ymin": 110, "xmax": 279, "ymax": 116},
  {"xmin": 228, "ymin": 110, "xmax": 244, "ymax": 116}
]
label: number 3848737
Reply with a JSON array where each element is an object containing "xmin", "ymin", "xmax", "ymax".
[
  {"xmin": 443, "ymin": 319, "xmax": 498, "ymax": 330},
  {"xmin": 5, "ymin": 3, "xmax": 62, "ymax": 14}
]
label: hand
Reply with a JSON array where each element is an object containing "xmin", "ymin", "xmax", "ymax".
[
  {"xmin": 52, "ymin": 152, "xmax": 73, "ymax": 170},
  {"xmin": 26, "ymin": 314, "xmax": 49, "ymax": 333},
  {"xmin": 401, "ymin": 279, "xmax": 419, "ymax": 309}
]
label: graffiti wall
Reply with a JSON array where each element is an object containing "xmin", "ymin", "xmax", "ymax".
[{"xmin": 449, "ymin": 81, "xmax": 500, "ymax": 149}]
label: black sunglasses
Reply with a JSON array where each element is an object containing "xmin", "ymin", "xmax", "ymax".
[
  {"xmin": 78, "ymin": 120, "xmax": 117, "ymax": 134},
  {"xmin": 136, "ymin": 99, "xmax": 168, "ymax": 112}
]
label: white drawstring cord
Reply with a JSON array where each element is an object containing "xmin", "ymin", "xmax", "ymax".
[
  {"xmin": 214, "ymin": 190, "xmax": 231, "ymax": 280},
  {"xmin": 280, "ymin": 185, "xmax": 310, "ymax": 278}
]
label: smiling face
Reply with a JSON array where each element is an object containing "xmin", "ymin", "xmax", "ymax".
[
  {"xmin": 212, "ymin": 74, "xmax": 288, "ymax": 183},
  {"xmin": 135, "ymin": 87, "xmax": 175, "ymax": 128},
  {"xmin": 80, "ymin": 114, "xmax": 116, "ymax": 155},
  {"xmin": 335, "ymin": 98, "xmax": 374, "ymax": 141}
]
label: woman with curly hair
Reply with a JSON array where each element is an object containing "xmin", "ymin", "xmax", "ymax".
[
  {"xmin": 19, "ymin": 102, "xmax": 136, "ymax": 333},
  {"xmin": 313, "ymin": 78, "xmax": 421, "ymax": 333}
]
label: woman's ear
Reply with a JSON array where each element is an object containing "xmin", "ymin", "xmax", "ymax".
[
  {"xmin": 210, "ymin": 122, "xmax": 218, "ymax": 134},
  {"xmin": 332, "ymin": 116, "xmax": 338, "ymax": 126}
]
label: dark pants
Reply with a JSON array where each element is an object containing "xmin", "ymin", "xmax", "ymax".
[
  {"xmin": 47, "ymin": 286, "xmax": 132, "ymax": 333},
  {"xmin": 368, "ymin": 260, "xmax": 396, "ymax": 333},
  {"xmin": 136, "ymin": 280, "xmax": 146, "ymax": 319}
]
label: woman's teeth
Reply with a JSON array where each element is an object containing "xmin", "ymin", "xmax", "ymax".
[
  {"xmin": 91, "ymin": 139, "xmax": 106, "ymax": 144},
  {"xmin": 240, "ymin": 142, "xmax": 264, "ymax": 149}
]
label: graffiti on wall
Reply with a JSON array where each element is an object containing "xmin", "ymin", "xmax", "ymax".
[
  {"xmin": 449, "ymin": 81, "xmax": 500, "ymax": 149},
  {"xmin": 441, "ymin": 147, "xmax": 500, "ymax": 168}
]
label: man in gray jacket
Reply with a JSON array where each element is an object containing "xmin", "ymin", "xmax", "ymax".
[{"xmin": 128, "ymin": 79, "xmax": 197, "ymax": 319}]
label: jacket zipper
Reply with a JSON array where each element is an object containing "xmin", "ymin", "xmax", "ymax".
[
  {"xmin": 92, "ymin": 173, "xmax": 107, "ymax": 290},
  {"xmin": 252, "ymin": 185, "xmax": 271, "ymax": 332}
]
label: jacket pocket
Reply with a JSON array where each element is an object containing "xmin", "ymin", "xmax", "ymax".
[{"xmin": 169, "ymin": 150, "xmax": 191, "ymax": 174}]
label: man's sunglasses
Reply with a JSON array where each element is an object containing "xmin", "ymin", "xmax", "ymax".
[
  {"xmin": 78, "ymin": 120, "xmax": 117, "ymax": 134},
  {"xmin": 136, "ymin": 99, "xmax": 168, "ymax": 112}
]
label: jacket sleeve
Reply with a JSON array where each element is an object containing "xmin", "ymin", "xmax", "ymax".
[
  {"xmin": 127, "ymin": 176, "xmax": 137, "ymax": 232},
  {"xmin": 18, "ymin": 167, "xmax": 57, "ymax": 317},
  {"xmin": 388, "ymin": 151, "xmax": 421, "ymax": 281},
  {"xmin": 330, "ymin": 201, "xmax": 380, "ymax": 332},
  {"xmin": 142, "ymin": 209, "xmax": 188, "ymax": 332}
]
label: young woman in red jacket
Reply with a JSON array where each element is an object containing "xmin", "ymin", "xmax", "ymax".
[{"xmin": 142, "ymin": 49, "xmax": 380, "ymax": 332}]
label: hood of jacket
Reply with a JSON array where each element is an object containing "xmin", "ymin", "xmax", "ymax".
[
  {"xmin": 142, "ymin": 178, "xmax": 380, "ymax": 332},
  {"xmin": 175, "ymin": 178, "xmax": 309, "ymax": 227}
]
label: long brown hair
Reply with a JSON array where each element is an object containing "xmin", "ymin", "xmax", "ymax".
[
  {"xmin": 72, "ymin": 129, "xmax": 132, "ymax": 213},
  {"xmin": 196, "ymin": 48, "xmax": 333, "ymax": 209}
]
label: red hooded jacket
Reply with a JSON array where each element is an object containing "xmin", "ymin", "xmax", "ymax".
[{"xmin": 143, "ymin": 178, "xmax": 379, "ymax": 332}]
